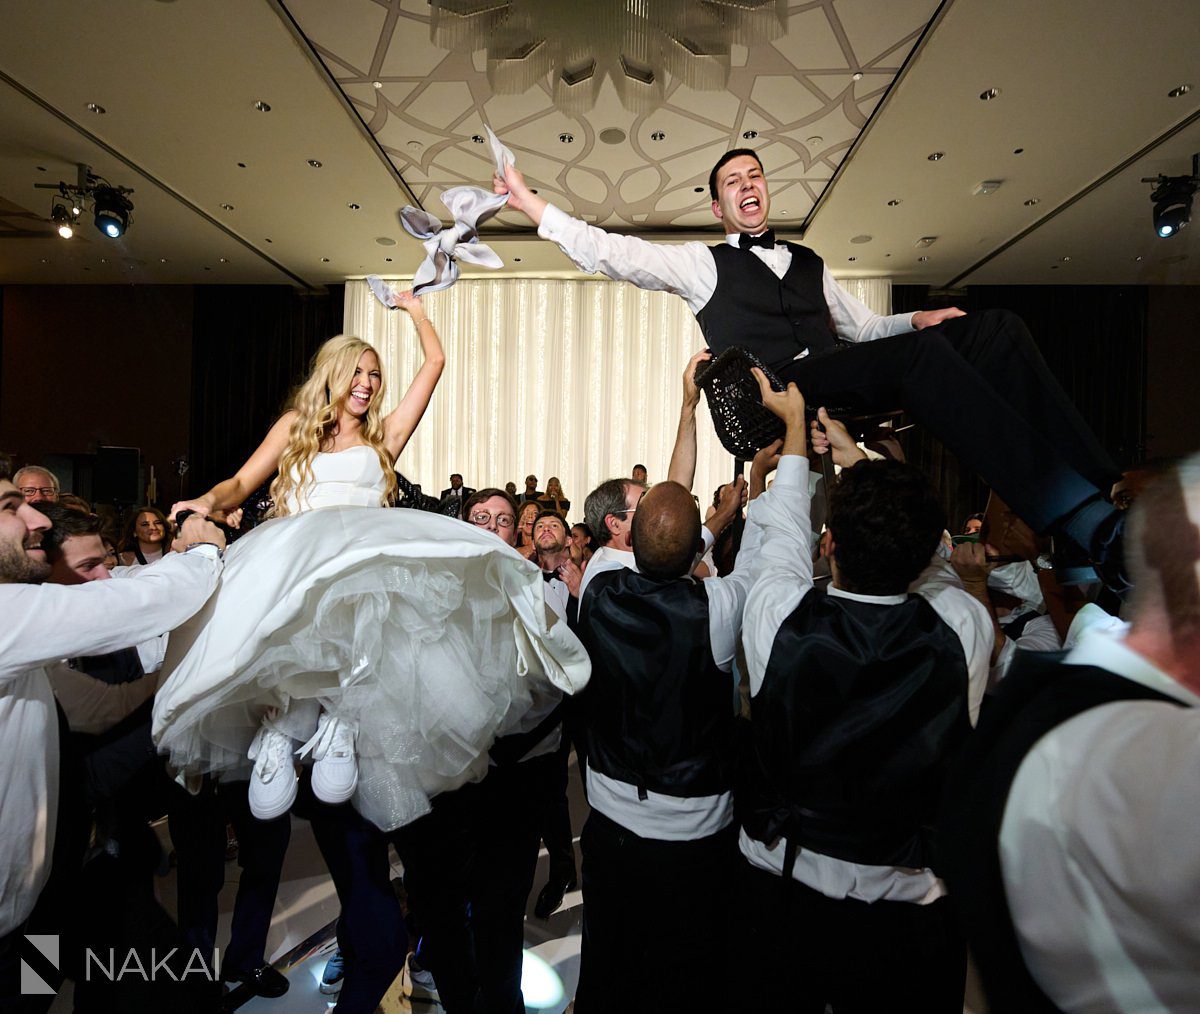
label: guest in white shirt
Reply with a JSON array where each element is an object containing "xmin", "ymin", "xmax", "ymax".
[
  {"xmin": 940, "ymin": 452, "xmax": 1200, "ymax": 1013},
  {"xmin": 0, "ymin": 474, "xmax": 225, "ymax": 1008},
  {"xmin": 570, "ymin": 363, "xmax": 797, "ymax": 1014},
  {"xmin": 736, "ymin": 374, "xmax": 992, "ymax": 1013}
]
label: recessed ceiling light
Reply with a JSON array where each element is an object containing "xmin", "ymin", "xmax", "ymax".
[
  {"xmin": 348, "ymin": 203, "xmax": 361, "ymax": 210},
  {"xmin": 979, "ymin": 87, "xmax": 1000, "ymax": 101},
  {"xmin": 376, "ymin": 237, "xmax": 397, "ymax": 246},
  {"xmin": 927, "ymin": 151, "xmax": 944, "ymax": 161},
  {"xmin": 742, "ymin": 129, "xmax": 758, "ymax": 139},
  {"xmin": 407, "ymin": 140, "xmax": 423, "ymax": 150},
  {"xmin": 372, "ymin": 80, "xmax": 383, "ymax": 89},
  {"xmin": 850, "ymin": 234, "xmax": 872, "ymax": 244},
  {"xmin": 650, "ymin": 131, "xmax": 666, "ymax": 142},
  {"xmin": 848, "ymin": 256, "xmax": 857, "ymax": 261},
  {"xmin": 204, "ymin": 266, "xmax": 211, "ymax": 271},
  {"xmin": 1050, "ymin": 264, "xmax": 1059, "ymax": 269},
  {"xmin": 308, "ymin": 159, "xmax": 323, "ymax": 168},
  {"xmin": 693, "ymin": 186, "xmax": 704, "ymax": 193},
  {"xmin": 254, "ymin": 100, "xmax": 271, "ymax": 112},
  {"xmin": 1024, "ymin": 198, "xmax": 1040, "ymax": 206},
  {"xmin": 600, "ymin": 128, "xmax": 626, "ymax": 144},
  {"xmin": 887, "ymin": 199, "xmax": 901, "ymax": 206},
  {"xmin": 385, "ymin": 257, "xmax": 392, "ymax": 262},
  {"xmin": 471, "ymin": 134, "xmax": 485, "ymax": 144},
  {"xmin": 1060, "ymin": 256, "xmax": 1071, "ymax": 262},
  {"xmin": 852, "ymin": 72, "xmax": 863, "ymax": 81},
  {"xmin": 559, "ymin": 132, "xmax": 574, "ymax": 144},
  {"xmin": 86, "ymin": 103, "xmax": 105, "ymax": 114},
  {"xmin": 918, "ymin": 256, "xmax": 929, "ymax": 262},
  {"xmin": 806, "ymin": 135, "xmax": 823, "ymax": 146},
  {"xmin": 915, "ymin": 236, "xmax": 938, "ymax": 248},
  {"xmin": 1013, "ymin": 147, "xmax": 1024, "ymax": 155},
  {"xmin": 321, "ymin": 257, "xmax": 330, "ymax": 262},
  {"xmin": 40, "ymin": 258, "xmax": 49, "ymax": 264},
  {"xmin": 1133, "ymin": 255, "xmax": 1143, "ymax": 262},
  {"xmin": 237, "ymin": 162, "xmax": 247, "ymax": 168},
  {"xmin": 219, "ymin": 257, "xmax": 228, "ymax": 263},
  {"xmin": 100, "ymin": 257, "xmax": 107, "ymax": 263},
  {"xmin": 264, "ymin": 238, "xmax": 272, "ymax": 243},
  {"xmin": 530, "ymin": 189, "xmax": 538, "ymax": 194},
  {"xmin": 220, "ymin": 203, "xmax": 234, "ymax": 210},
  {"xmin": 514, "ymin": 257, "xmax": 522, "ymax": 263},
  {"xmin": 780, "ymin": 211, "xmax": 788, "ymax": 216},
  {"xmin": 1168, "ymin": 84, "xmax": 1191, "ymax": 98},
  {"xmin": 36, "ymin": 165, "xmax": 46, "ymax": 172},
  {"xmin": 160, "ymin": 258, "xmax": 168, "ymax": 263}
]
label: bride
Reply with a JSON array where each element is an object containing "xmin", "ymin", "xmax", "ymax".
[{"xmin": 153, "ymin": 291, "xmax": 588, "ymax": 830}]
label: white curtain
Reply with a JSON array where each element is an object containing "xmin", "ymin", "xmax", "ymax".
[{"xmin": 344, "ymin": 275, "xmax": 890, "ymax": 518}]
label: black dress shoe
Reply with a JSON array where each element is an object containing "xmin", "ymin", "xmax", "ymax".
[
  {"xmin": 533, "ymin": 876, "xmax": 578, "ymax": 920},
  {"xmin": 228, "ymin": 964, "xmax": 290, "ymax": 999}
]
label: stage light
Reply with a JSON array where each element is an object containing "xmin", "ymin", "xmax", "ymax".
[
  {"xmin": 1144, "ymin": 153, "xmax": 1198, "ymax": 239},
  {"xmin": 519, "ymin": 950, "xmax": 565, "ymax": 1009},
  {"xmin": 51, "ymin": 203, "xmax": 74, "ymax": 239},
  {"xmin": 93, "ymin": 185, "xmax": 133, "ymax": 239}
]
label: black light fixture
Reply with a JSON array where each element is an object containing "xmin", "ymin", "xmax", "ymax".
[
  {"xmin": 34, "ymin": 164, "xmax": 134, "ymax": 240},
  {"xmin": 1143, "ymin": 153, "xmax": 1198, "ymax": 238},
  {"xmin": 92, "ymin": 185, "xmax": 133, "ymax": 238}
]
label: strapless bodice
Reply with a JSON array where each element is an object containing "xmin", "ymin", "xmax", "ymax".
[{"xmin": 282, "ymin": 445, "xmax": 387, "ymax": 513}]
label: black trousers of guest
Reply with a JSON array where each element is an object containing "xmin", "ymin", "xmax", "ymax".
[
  {"xmin": 389, "ymin": 785, "xmax": 481, "ymax": 1014},
  {"xmin": 307, "ymin": 797, "xmax": 408, "ymax": 1014},
  {"xmin": 538, "ymin": 737, "xmax": 578, "ymax": 888},
  {"xmin": 168, "ymin": 778, "xmax": 291, "ymax": 977},
  {"xmin": 776, "ymin": 309, "xmax": 1121, "ymax": 534},
  {"xmin": 470, "ymin": 753, "xmax": 561, "ymax": 1014},
  {"xmin": 574, "ymin": 810, "xmax": 736, "ymax": 1014},
  {"xmin": 735, "ymin": 858, "xmax": 966, "ymax": 1013}
]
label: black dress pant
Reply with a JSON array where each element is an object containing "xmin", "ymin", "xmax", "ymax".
[
  {"xmin": 537, "ymin": 736, "xmax": 578, "ymax": 888},
  {"xmin": 307, "ymin": 797, "xmax": 408, "ymax": 1014},
  {"xmin": 389, "ymin": 785, "xmax": 481, "ymax": 1014},
  {"xmin": 575, "ymin": 810, "xmax": 736, "ymax": 1014},
  {"xmin": 735, "ymin": 857, "xmax": 966, "ymax": 1013},
  {"xmin": 470, "ymin": 753, "xmax": 560, "ymax": 1014},
  {"xmin": 776, "ymin": 309, "xmax": 1121, "ymax": 533},
  {"xmin": 168, "ymin": 778, "xmax": 290, "ymax": 977}
]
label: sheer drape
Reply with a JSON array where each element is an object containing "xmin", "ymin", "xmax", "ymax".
[{"xmin": 345, "ymin": 276, "xmax": 890, "ymax": 513}]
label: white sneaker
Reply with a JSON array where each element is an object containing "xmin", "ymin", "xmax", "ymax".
[
  {"xmin": 403, "ymin": 954, "xmax": 439, "ymax": 1002},
  {"xmin": 247, "ymin": 723, "xmax": 298, "ymax": 820},
  {"xmin": 301, "ymin": 712, "xmax": 359, "ymax": 805}
]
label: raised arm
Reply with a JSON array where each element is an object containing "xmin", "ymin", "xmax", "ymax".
[
  {"xmin": 667, "ymin": 350, "xmax": 711, "ymax": 489},
  {"xmin": 382, "ymin": 290, "xmax": 447, "ymax": 461},
  {"xmin": 172, "ymin": 412, "xmax": 296, "ymax": 517},
  {"xmin": 495, "ymin": 163, "xmax": 714, "ymax": 313}
]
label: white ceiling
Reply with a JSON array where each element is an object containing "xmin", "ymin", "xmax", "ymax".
[{"xmin": 0, "ymin": 0, "xmax": 1196, "ymax": 288}]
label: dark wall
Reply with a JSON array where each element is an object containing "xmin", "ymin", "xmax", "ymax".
[
  {"xmin": 0, "ymin": 285, "xmax": 194, "ymax": 506},
  {"xmin": 1146, "ymin": 285, "xmax": 1200, "ymax": 461}
]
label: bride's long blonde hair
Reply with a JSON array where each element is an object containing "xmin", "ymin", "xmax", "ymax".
[{"xmin": 269, "ymin": 334, "xmax": 399, "ymax": 516}]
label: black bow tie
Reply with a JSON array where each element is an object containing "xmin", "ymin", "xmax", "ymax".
[
  {"xmin": 739, "ymin": 229, "xmax": 776, "ymax": 251},
  {"xmin": 542, "ymin": 570, "xmax": 557, "ymax": 583}
]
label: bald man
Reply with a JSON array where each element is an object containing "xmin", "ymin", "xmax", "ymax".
[{"xmin": 572, "ymin": 425, "xmax": 806, "ymax": 1012}]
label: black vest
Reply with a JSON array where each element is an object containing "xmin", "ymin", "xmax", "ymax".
[
  {"xmin": 939, "ymin": 651, "xmax": 1184, "ymax": 1013},
  {"xmin": 577, "ymin": 568, "xmax": 733, "ymax": 799},
  {"xmin": 740, "ymin": 589, "xmax": 971, "ymax": 870},
  {"xmin": 694, "ymin": 242, "xmax": 837, "ymax": 370}
]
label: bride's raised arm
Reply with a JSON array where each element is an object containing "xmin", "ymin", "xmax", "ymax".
[{"xmin": 382, "ymin": 290, "xmax": 446, "ymax": 460}]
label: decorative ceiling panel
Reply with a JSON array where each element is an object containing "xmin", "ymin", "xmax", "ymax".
[{"xmin": 284, "ymin": 0, "xmax": 943, "ymax": 231}]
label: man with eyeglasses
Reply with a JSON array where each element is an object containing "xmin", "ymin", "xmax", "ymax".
[
  {"xmin": 14, "ymin": 465, "xmax": 59, "ymax": 505},
  {"xmin": 462, "ymin": 487, "xmax": 519, "ymax": 539}
]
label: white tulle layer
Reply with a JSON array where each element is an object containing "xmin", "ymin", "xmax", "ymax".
[{"xmin": 152, "ymin": 506, "xmax": 590, "ymax": 831}]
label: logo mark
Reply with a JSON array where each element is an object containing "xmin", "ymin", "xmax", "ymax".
[{"xmin": 21, "ymin": 935, "xmax": 61, "ymax": 995}]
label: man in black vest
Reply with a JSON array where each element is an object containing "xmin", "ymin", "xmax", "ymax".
[
  {"xmin": 735, "ymin": 371, "xmax": 992, "ymax": 1012},
  {"xmin": 572, "ymin": 437, "xmax": 796, "ymax": 1011},
  {"xmin": 940, "ymin": 455, "xmax": 1200, "ymax": 1012},
  {"xmin": 495, "ymin": 151, "xmax": 1127, "ymax": 596}
]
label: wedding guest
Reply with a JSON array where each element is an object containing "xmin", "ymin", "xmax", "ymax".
[
  {"xmin": 537, "ymin": 477, "xmax": 571, "ymax": 517},
  {"xmin": 120, "ymin": 506, "xmax": 171, "ymax": 566}
]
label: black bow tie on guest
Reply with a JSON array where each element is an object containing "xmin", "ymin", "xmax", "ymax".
[
  {"xmin": 739, "ymin": 229, "xmax": 776, "ymax": 251},
  {"xmin": 542, "ymin": 570, "xmax": 557, "ymax": 583}
]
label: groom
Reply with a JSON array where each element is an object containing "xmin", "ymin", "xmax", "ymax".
[{"xmin": 495, "ymin": 149, "xmax": 1128, "ymax": 594}]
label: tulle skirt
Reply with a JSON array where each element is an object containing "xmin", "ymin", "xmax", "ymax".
[{"xmin": 151, "ymin": 506, "xmax": 590, "ymax": 831}]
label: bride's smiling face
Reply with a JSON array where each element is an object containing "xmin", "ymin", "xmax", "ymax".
[{"xmin": 344, "ymin": 350, "xmax": 382, "ymax": 417}]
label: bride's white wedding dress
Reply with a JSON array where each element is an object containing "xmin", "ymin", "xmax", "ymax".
[{"xmin": 152, "ymin": 445, "xmax": 589, "ymax": 831}]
